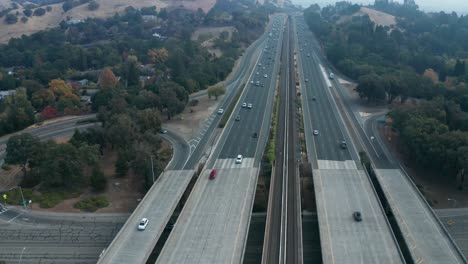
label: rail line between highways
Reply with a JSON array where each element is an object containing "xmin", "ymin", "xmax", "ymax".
[{"xmin": 262, "ymin": 15, "xmax": 302, "ymax": 264}]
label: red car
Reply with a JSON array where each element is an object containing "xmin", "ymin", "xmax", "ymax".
[{"xmin": 209, "ymin": 169, "xmax": 217, "ymax": 180}]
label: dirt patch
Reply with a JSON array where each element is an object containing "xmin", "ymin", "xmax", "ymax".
[
  {"xmin": 0, "ymin": 165, "xmax": 21, "ymax": 191},
  {"xmin": 192, "ymin": 26, "xmax": 236, "ymax": 57},
  {"xmin": 165, "ymin": 94, "xmax": 222, "ymax": 140},
  {"xmin": 0, "ymin": 0, "xmax": 217, "ymax": 43},
  {"xmin": 337, "ymin": 7, "xmax": 396, "ymax": 27}
]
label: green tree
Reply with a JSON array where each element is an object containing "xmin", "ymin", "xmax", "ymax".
[
  {"xmin": 1, "ymin": 88, "xmax": 36, "ymax": 133},
  {"xmin": 88, "ymin": 0, "xmax": 99, "ymax": 11},
  {"xmin": 159, "ymin": 85, "xmax": 185, "ymax": 120},
  {"xmin": 4, "ymin": 14, "xmax": 18, "ymax": 24},
  {"xmin": 5, "ymin": 133, "xmax": 41, "ymax": 177},
  {"xmin": 115, "ymin": 149, "xmax": 130, "ymax": 177},
  {"xmin": 37, "ymin": 143, "xmax": 99, "ymax": 189},
  {"xmin": 207, "ymin": 86, "xmax": 226, "ymax": 100},
  {"xmin": 136, "ymin": 108, "xmax": 161, "ymax": 134},
  {"xmin": 90, "ymin": 166, "xmax": 107, "ymax": 191}
]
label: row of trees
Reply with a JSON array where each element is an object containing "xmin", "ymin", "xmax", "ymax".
[
  {"xmin": 304, "ymin": 3, "xmax": 468, "ymax": 183},
  {"xmin": 389, "ymin": 99, "xmax": 468, "ymax": 183},
  {"xmin": 4, "ymin": 68, "xmax": 167, "ymax": 192},
  {"xmin": 303, "ymin": 3, "xmax": 468, "ymax": 104}
]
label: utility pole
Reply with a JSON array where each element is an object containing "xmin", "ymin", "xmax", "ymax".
[{"xmin": 150, "ymin": 154, "xmax": 155, "ymax": 184}]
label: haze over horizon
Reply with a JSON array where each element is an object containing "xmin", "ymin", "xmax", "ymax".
[{"xmin": 292, "ymin": 0, "xmax": 468, "ymax": 14}]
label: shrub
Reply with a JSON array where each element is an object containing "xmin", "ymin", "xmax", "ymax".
[
  {"xmin": 33, "ymin": 8, "xmax": 45, "ymax": 16},
  {"xmin": 33, "ymin": 191, "xmax": 80, "ymax": 208},
  {"xmin": 88, "ymin": 1, "xmax": 99, "ymax": 11},
  {"xmin": 90, "ymin": 166, "xmax": 107, "ymax": 192},
  {"xmin": 115, "ymin": 150, "xmax": 130, "ymax": 177},
  {"xmin": 4, "ymin": 13, "xmax": 17, "ymax": 24},
  {"xmin": 21, "ymin": 16, "xmax": 28, "ymax": 23},
  {"xmin": 74, "ymin": 196, "xmax": 109, "ymax": 212},
  {"xmin": 23, "ymin": 9, "xmax": 32, "ymax": 17},
  {"xmin": 1, "ymin": 163, "xmax": 11, "ymax": 170}
]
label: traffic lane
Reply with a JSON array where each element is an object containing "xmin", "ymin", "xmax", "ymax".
[
  {"xmin": 301, "ymin": 52, "xmax": 343, "ymax": 161},
  {"xmin": 0, "ymin": 114, "xmax": 96, "ymax": 145},
  {"xmin": 184, "ymin": 38, "xmax": 266, "ymax": 169},
  {"xmin": 293, "ymin": 18, "xmax": 319, "ymax": 168},
  {"xmin": 314, "ymin": 169, "xmax": 404, "ymax": 263},
  {"xmin": 219, "ymin": 42, "xmax": 282, "ymax": 159},
  {"xmin": 156, "ymin": 166, "xmax": 259, "ymax": 264},
  {"xmin": 161, "ymin": 128, "xmax": 190, "ymax": 170},
  {"xmin": 363, "ymin": 113, "xmax": 397, "ymax": 169},
  {"xmin": 219, "ymin": 68, "xmax": 274, "ymax": 159},
  {"xmin": 307, "ymin": 48, "xmax": 355, "ymax": 161},
  {"xmin": 300, "ymin": 50, "xmax": 350, "ymax": 161},
  {"xmin": 98, "ymin": 170, "xmax": 194, "ymax": 264}
]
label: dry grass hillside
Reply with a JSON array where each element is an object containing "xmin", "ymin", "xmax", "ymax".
[
  {"xmin": 338, "ymin": 7, "xmax": 397, "ymax": 27},
  {"xmin": 0, "ymin": 0, "xmax": 216, "ymax": 43}
]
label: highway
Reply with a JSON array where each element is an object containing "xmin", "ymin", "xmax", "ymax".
[
  {"xmin": 156, "ymin": 15, "xmax": 286, "ymax": 264},
  {"xmin": 294, "ymin": 15, "xmax": 405, "ymax": 263},
  {"xmin": 183, "ymin": 20, "xmax": 277, "ymax": 169},
  {"xmin": 262, "ymin": 16, "xmax": 302, "ymax": 264},
  {"xmin": 297, "ymin": 10, "xmax": 467, "ymax": 263}
]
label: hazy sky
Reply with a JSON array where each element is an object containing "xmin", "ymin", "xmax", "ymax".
[{"xmin": 291, "ymin": 0, "xmax": 468, "ymax": 14}]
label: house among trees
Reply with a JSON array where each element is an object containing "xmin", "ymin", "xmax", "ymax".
[
  {"xmin": 0, "ymin": 90, "xmax": 16, "ymax": 100},
  {"xmin": 77, "ymin": 79, "xmax": 89, "ymax": 87}
]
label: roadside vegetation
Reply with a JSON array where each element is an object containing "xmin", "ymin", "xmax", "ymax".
[
  {"xmin": 0, "ymin": 2, "xmax": 273, "ymax": 137},
  {"xmin": 304, "ymin": 2, "xmax": 468, "ymax": 188},
  {"xmin": 0, "ymin": 1, "xmax": 276, "ymax": 210},
  {"xmin": 74, "ymin": 196, "xmax": 109, "ymax": 212}
]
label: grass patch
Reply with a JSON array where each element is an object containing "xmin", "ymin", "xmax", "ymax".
[
  {"xmin": 37, "ymin": 191, "xmax": 82, "ymax": 208},
  {"xmin": 218, "ymin": 83, "xmax": 245, "ymax": 128},
  {"xmin": 1, "ymin": 163, "xmax": 11, "ymax": 170},
  {"xmin": 3, "ymin": 188, "xmax": 81, "ymax": 208},
  {"xmin": 4, "ymin": 188, "xmax": 34, "ymax": 205},
  {"xmin": 159, "ymin": 148, "xmax": 173, "ymax": 163},
  {"xmin": 74, "ymin": 196, "xmax": 109, "ymax": 212},
  {"xmin": 265, "ymin": 91, "xmax": 280, "ymax": 165}
]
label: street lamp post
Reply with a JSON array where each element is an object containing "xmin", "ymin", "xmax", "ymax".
[
  {"xmin": 149, "ymin": 154, "xmax": 155, "ymax": 184},
  {"xmin": 448, "ymin": 198, "xmax": 457, "ymax": 208},
  {"xmin": 18, "ymin": 247, "xmax": 26, "ymax": 263},
  {"xmin": 9, "ymin": 186, "xmax": 26, "ymax": 209}
]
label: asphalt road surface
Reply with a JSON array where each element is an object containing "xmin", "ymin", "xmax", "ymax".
[
  {"xmin": 0, "ymin": 209, "xmax": 127, "ymax": 264},
  {"xmin": 156, "ymin": 15, "xmax": 286, "ymax": 264},
  {"xmin": 297, "ymin": 11, "xmax": 467, "ymax": 263},
  {"xmin": 294, "ymin": 15, "xmax": 405, "ymax": 263}
]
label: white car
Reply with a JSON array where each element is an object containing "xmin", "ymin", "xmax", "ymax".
[
  {"xmin": 264, "ymin": 74, "xmax": 268, "ymax": 78},
  {"xmin": 247, "ymin": 103, "xmax": 252, "ymax": 109},
  {"xmin": 256, "ymin": 72, "xmax": 260, "ymax": 75},
  {"xmin": 305, "ymin": 78, "xmax": 309, "ymax": 82},
  {"xmin": 242, "ymin": 102, "xmax": 247, "ymax": 108},
  {"xmin": 313, "ymin": 130, "xmax": 319, "ymax": 136},
  {"xmin": 217, "ymin": 109, "xmax": 224, "ymax": 114},
  {"xmin": 138, "ymin": 218, "xmax": 149, "ymax": 230},
  {"xmin": 235, "ymin": 155, "xmax": 243, "ymax": 164},
  {"xmin": 250, "ymin": 80, "xmax": 254, "ymax": 84}
]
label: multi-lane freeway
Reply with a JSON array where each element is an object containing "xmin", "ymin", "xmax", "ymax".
[
  {"xmin": 295, "ymin": 12, "xmax": 467, "ymax": 263},
  {"xmin": 294, "ymin": 15, "xmax": 406, "ymax": 263},
  {"xmin": 155, "ymin": 14, "xmax": 286, "ymax": 264}
]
